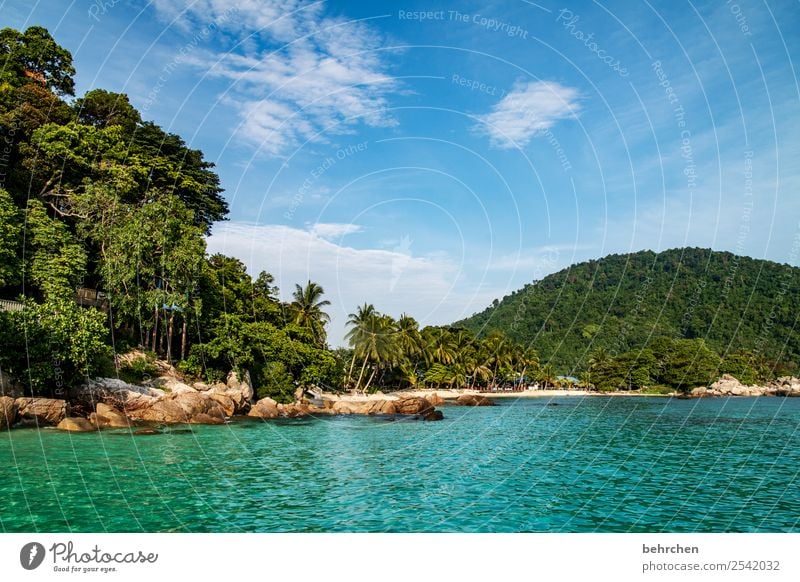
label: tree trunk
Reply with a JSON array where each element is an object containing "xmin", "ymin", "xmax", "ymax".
[
  {"xmin": 181, "ymin": 318, "xmax": 188, "ymax": 360},
  {"xmin": 354, "ymin": 352, "xmax": 370, "ymax": 394},
  {"xmin": 166, "ymin": 312, "xmax": 174, "ymax": 362},
  {"xmin": 346, "ymin": 350, "xmax": 358, "ymax": 386},
  {"xmin": 364, "ymin": 367, "xmax": 378, "ymax": 393},
  {"xmin": 151, "ymin": 305, "xmax": 159, "ymax": 353}
]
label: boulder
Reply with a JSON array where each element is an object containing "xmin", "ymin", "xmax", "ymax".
[
  {"xmin": 208, "ymin": 393, "xmax": 236, "ymax": 417},
  {"xmin": 191, "ymin": 413, "xmax": 225, "ymax": 425},
  {"xmin": 152, "ymin": 377, "xmax": 197, "ymax": 394},
  {"xmin": 307, "ymin": 405, "xmax": 335, "ymax": 416},
  {"xmin": 331, "ymin": 400, "xmax": 361, "ymax": 415},
  {"xmin": 359, "ymin": 400, "xmax": 396, "ymax": 415},
  {"xmin": 281, "ymin": 402, "xmax": 310, "ymax": 418},
  {"xmin": 75, "ymin": 378, "xmax": 164, "ymax": 412},
  {"xmin": 210, "ymin": 381, "xmax": 250, "ymax": 413},
  {"xmin": 709, "ymin": 374, "xmax": 769, "ymax": 397},
  {"xmin": 240, "ymin": 370, "xmax": 255, "ymax": 403},
  {"xmin": 330, "ymin": 400, "xmax": 396, "ymax": 415},
  {"xmin": 173, "ymin": 392, "xmax": 227, "ymax": 421},
  {"xmin": 422, "ymin": 409, "xmax": 444, "ymax": 421},
  {"xmin": 226, "ymin": 370, "xmax": 242, "ymax": 390},
  {"xmin": 56, "ymin": 417, "xmax": 98, "ymax": 432},
  {"xmin": 0, "ymin": 396, "xmax": 17, "ymax": 430},
  {"xmin": 769, "ymin": 376, "xmax": 800, "ymax": 396},
  {"xmin": 455, "ymin": 394, "xmax": 496, "ymax": 407},
  {"xmin": 393, "ymin": 396, "xmax": 435, "ymax": 415},
  {"xmin": 16, "ymin": 398, "xmax": 68, "ymax": 426},
  {"xmin": 90, "ymin": 403, "xmax": 131, "ymax": 428},
  {"xmin": 224, "ymin": 389, "xmax": 250, "ymax": 414},
  {"xmin": 131, "ymin": 398, "xmax": 188, "ymax": 423},
  {"xmin": 426, "ymin": 393, "xmax": 445, "ymax": 407},
  {"xmin": 133, "ymin": 428, "xmax": 161, "ymax": 435},
  {"xmin": 690, "ymin": 387, "xmax": 710, "ymax": 398},
  {"xmin": 192, "ymin": 382, "xmax": 212, "ymax": 392},
  {"xmin": 247, "ymin": 397, "xmax": 280, "ymax": 419},
  {"xmin": 130, "ymin": 392, "xmax": 227, "ymax": 424}
]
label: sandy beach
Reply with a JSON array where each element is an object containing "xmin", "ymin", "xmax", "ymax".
[
  {"xmin": 404, "ymin": 388, "xmax": 592, "ymax": 399},
  {"xmin": 319, "ymin": 388, "xmax": 592, "ymax": 403}
]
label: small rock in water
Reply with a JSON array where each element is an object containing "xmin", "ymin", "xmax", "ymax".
[{"xmin": 132, "ymin": 428, "xmax": 161, "ymax": 435}]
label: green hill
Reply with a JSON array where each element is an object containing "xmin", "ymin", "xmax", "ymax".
[{"xmin": 456, "ymin": 248, "xmax": 800, "ymax": 375}]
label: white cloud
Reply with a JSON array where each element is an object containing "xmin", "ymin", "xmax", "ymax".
[
  {"xmin": 152, "ymin": 0, "xmax": 397, "ymax": 157},
  {"xmin": 475, "ymin": 80, "xmax": 581, "ymax": 149},
  {"xmin": 309, "ymin": 222, "xmax": 362, "ymax": 239},
  {"xmin": 206, "ymin": 222, "xmax": 499, "ymax": 345}
]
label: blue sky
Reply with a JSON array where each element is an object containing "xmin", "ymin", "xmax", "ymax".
[{"xmin": 3, "ymin": 0, "xmax": 799, "ymax": 345}]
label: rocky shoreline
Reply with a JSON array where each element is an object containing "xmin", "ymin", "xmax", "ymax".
[
  {"xmin": 4, "ymin": 371, "xmax": 799, "ymax": 433},
  {"xmin": 690, "ymin": 374, "xmax": 800, "ymax": 398},
  {"xmin": 0, "ymin": 370, "xmax": 445, "ymax": 432}
]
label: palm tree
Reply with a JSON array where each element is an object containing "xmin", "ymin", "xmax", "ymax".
[
  {"xmin": 482, "ymin": 331, "xmax": 511, "ymax": 387},
  {"xmin": 517, "ymin": 346, "xmax": 540, "ymax": 386},
  {"xmin": 538, "ymin": 363, "xmax": 557, "ymax": 388},
  {"xmin": 348, "ymin": 311, "xmax": 396, "ymax": 394},
  {"xmin": 349, "ymin": 314, "xmax": 401, "ymax": 394},
  {"xmin": 362, "ymin": 315, "xmax": 401, "ymax": 393},
  {"xmin": 291, "ymin": 280, "xmax": 331, "ymax": 346},
  {"xmin": 395, "ymin": 313, "xmax": 422, "ymax": 358},
  {"xmin": 344, "ymin": 303, "xmax": 376, "ymax": 386},
  {"xmin": 424, "ymin": 327, "xmax": 457, "ymax": 366},
  {"xmin": 586, "ymin": 347, "xmax": 611, "ymax": 386}
]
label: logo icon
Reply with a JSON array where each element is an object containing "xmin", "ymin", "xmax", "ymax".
[{"xmin": 20, "ymin": 542, "xmax": 45, "ymax": 570}]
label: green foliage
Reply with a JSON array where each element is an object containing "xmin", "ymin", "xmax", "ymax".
[
  {"xmin": 74, "ymin": 89, "xmax": 141, "ymax": 133},
  {"xmin": 0, "ymin": 188, "xmax": 21, "ymax": 287},
  {"xmin": 0, "ymin": 25, "xmax": 292, "ymax": 401},
  {"xmin": 0, "ymin": 298, "xmax": 110, "ymax": 395},
  {"xmin": 290, "ymin": 280, "xmax": 331, "ymax": 347},
  {"xmin": 343, "ymin": 306, "xmax": 539, "ymax": 392},
  {"xmin": 0, "ymin": 26, "xmax": 76, "ymax": 95},
  {"xmin": 719, "ymin": 351, "xmax": 769, "ymax": 385},
  {"xmin": 24, "ymin": 199, "xmax": 87, "ymax": 298},
  {"xmin": 257, "ymin": 362, "xmax": 295, "ymax": 403},
  {"xmin": 656, "ymin": 338, "xmax": 720, "ymax": 392},
  {"xmin": 176, "ymin": 354, "xmax": 223, "ymax": 384},
  {"xmin": 195, "ymin": 313, "xmax": 340, "ymax": 401},
  {"xmin": 118, "ymin": 352, "xmax": 158, "ymax": 384},
  {"xmin": 587, "ymin": 338, "xmax": 721, "ymax": 393},
  {"xmin": 458, "ymin": 248, "xmax": 800, "ymax": 374}
]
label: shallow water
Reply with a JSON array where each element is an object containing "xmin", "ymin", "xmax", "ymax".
[{"xmin": 1, "ymin": 396, "xmax": 799, "ymax": 532}]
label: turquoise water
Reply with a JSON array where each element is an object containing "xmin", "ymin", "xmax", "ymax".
[{"xmin": 1, "ymin": 396, "xmax": 799, "ymax": 532}]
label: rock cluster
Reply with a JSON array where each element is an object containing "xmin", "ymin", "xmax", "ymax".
[
  {"xmin": 1, "ymin": 362, "xmax": 443, "ymax": 430},
  {"xmin": 0, "ymin": 396, "xmax": 68, "ymax": 429},
  {"xmin": 0, "ymin": 396, "xmax": 17, "ymax": 430},
  {"xmin": 16, "ymin": 398, "xmax": 68, "ymax": 425},
  {"xmin": 454, "ymin": 394, "xmax": 496, "ymax": 407},
  {"xmin": 248, "ymin": 395, "xmax": 442, "ymax": 421},
  {"xmin": 690, "ymin": 374, "xmax": 800, "ymax": 398}
]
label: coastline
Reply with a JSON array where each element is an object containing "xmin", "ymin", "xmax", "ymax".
[{"xmin": 396, "ymin": 388, "xmax": 592, "ymax": 399}]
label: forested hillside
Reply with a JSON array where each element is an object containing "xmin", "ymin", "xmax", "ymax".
[
  {"xmin": 457, "ymin": 248, "xmax": 800, "ymax": 377},
  {"xmin": 0, "ymin": 26, "xmax": 339, "ymax": 401}
]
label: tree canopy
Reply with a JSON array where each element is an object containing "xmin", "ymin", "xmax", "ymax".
[{"xmin": 457, "ymin": 248, "xmax": 800, "ymax": 378}]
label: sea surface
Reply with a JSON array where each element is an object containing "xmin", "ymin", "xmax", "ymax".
[{"xmin": 1, "ymin": 396, "xmax": 799, "ymax": 532}]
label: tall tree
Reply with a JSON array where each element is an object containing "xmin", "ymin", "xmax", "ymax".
[
  {"xmin": 344, "ymin": 303, "xmax": 376, "ymax": 386},
  {"xmin": 291, "ymin": 280, "xmax": 331, "ymax": 347},
  {"xmin": 0, "ymin": 26, "xmax": 76, "ymax": 96}
]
